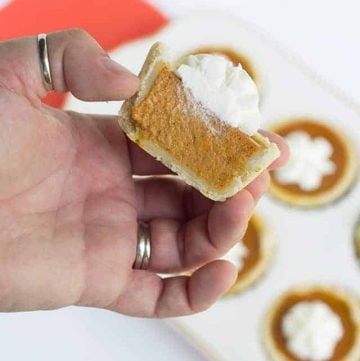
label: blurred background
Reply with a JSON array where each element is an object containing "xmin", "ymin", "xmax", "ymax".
[{"xmin": 0, "ymin": 1, "xmax": 359, "ymax": 360}]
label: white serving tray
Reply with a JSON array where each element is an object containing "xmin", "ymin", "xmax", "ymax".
[{"xmin": 65, "ymin": 13, "xmax": 360, "ymax": 361}]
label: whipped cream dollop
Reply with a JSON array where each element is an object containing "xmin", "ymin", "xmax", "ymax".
[
  {"xmin": 275, "ymin": 131, "xmax": 336, "ymax": 191},
  {"xmin": 282, "ymin": 301, "xmax": 344, "ymax": 361},
  {"xmin": 221, "ymin": 240, "xmax": 248, "ymax": 270},
  {"xmin": 175, "ymin": 54, "xmax": 262, "ymax": 135}
]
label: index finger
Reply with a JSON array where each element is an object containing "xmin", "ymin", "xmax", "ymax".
[{"xmin": 0, "ymin": 29, "xmax": 139, "ymax": 101}]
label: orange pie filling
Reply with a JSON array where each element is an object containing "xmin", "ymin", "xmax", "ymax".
[
  {"xmin": 131, "ymin": 67, "xmax": 267, "ymax": 192},
  {"xmin": 271, "ymin": 290, "xmax": 357, "ymax": 361},
  {"xmin": 271, "ymin": 120, "xmax": 350, "ymax": 197}
]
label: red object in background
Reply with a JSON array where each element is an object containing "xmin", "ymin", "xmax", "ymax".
[{"xmin": 0, "ymin": 0, "xmax": 167, "ymax": 108}]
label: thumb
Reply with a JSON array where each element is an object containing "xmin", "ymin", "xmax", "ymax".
[{"xmin": 0, "ymin": 28, "xmax": 139, "ymax": 101}]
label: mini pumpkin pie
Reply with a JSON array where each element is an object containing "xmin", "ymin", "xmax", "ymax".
[
  {"xmin": 189, "ymin": 46, "xmax": 257, "ymax": 83},
  {"xmin": 221, "ymin": 214, "xmax": 274, "ymax": 295},
  {"xmin": 264, "ymin": 285, "xmax": 360, "ymax": 361},
  {"xmin": 119, "ymin": 42, "xmax": 279, "ymax": 201},
  {"xmin": 269, "ymin": 119, "xmax": 357, "ymax": 208}
]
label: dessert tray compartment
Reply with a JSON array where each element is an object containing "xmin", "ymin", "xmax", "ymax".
[{"xmin": 64, "ymin": 13, "xmax": 360, "ymax": 361}]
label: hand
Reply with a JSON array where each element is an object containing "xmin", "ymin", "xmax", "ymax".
[{"xmin": 0, "ymin": 29, "xmax": 288, "ymax": 317}]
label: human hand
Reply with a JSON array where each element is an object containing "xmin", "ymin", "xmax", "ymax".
[{"xmin": 0, "ymin": 29, "xmax": 288, "ymax": 317}]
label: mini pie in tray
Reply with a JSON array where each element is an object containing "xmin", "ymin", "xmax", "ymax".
[
  {"xmin": 269, "ymin": 119, "xmax": 357, "ymax": 208},
  {"xmin": 263, "ymin": 285, "xmax": 360, "ymax": 361}
]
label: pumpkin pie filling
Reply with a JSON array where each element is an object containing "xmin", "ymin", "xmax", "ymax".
[
  {"xmin": 270, "ymin": 290, "xmax": 357, "ymax": 361},
  {"xmin": 131, "ymin": 67, "xmax": 266, "ymax": 191},
  {"xmin": 271, "ymin": 120, "xmax": 349, "ymax": 197}
]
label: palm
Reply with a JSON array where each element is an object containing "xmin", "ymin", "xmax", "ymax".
[{"xmin": 0, "ymin": 89, "xmax": 137, "ymax": 311}]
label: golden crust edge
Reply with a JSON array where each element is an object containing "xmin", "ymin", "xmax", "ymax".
[
  {"xmin": 119, "ymin": 42, "xmax": 280, "ymax": 201},
  {"xmin": 262, "ymin": 284, "xmax": 360, "ymax": 361}
]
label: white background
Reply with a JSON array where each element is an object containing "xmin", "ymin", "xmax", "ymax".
[{"xmin": 0, "ymin": 1, "xmax": 359, "ymax": 360}]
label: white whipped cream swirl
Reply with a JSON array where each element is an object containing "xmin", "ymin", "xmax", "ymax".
[
  {"xmin": 275, "ymin": 131, "xmax": 336, "ymax": 191},
  {"xmin": 176, "ymin": 54, "xmax": 262, "ymax": 135},
  {"xmin": 282, "ymin": 301, "xmax": 344, "ymax": 361}
]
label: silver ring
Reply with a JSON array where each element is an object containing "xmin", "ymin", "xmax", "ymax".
[
  {"xmin": 133, "ymin": 223, "xmax": 151, "ymax": 270},
  {"xmin": 37, "ymin": 34, "xmax": 54, "ymax": 91}
]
